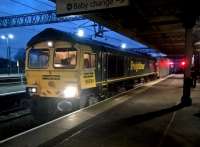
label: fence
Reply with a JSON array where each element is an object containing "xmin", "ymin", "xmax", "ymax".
[{"xmin": 0, "ymin": 67, "xmax": 24, "ymax": 74}]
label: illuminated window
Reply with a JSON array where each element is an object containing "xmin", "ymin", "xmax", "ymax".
[
  {"xmin": 29, "ymin": 49, "xmax": 49, "ymax": 69},
  {"xmin": 54, "ymin": 48, "xmax": 77, "ymax": 68},
  {"xmin": 83, "ymin": 53, "xmax": 95, "ymax": 68}
]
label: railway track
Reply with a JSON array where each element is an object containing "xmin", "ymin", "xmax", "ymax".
[
  {"xmin": 0, "ymin": 92, "xmax": 29, "ymax": 114},
  {"xmin": 0, "ymin": 108, "xmax": 31, "ymax": 123}
]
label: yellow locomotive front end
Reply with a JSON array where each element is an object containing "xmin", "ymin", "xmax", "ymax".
[
  {"xmin": 26, "ymin": 40, "xmax": 83, "ymax": 119},
  {"xmin": 26, "ymin": 41, "xmax": 80, "ymax": 100}
]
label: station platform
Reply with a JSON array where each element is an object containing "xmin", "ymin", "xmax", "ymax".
[
  {"xmin": 52, "ymin": 75, "xmax": 200, "ymax": 147},
  {"xmin": 1, "ymin": 74, "xmax": 200, "ymax": 147}
]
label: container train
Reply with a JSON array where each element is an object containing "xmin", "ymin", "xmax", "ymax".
[{"xmin": 25, "ymin": 28, "xmax": 169, "ymax": 120}]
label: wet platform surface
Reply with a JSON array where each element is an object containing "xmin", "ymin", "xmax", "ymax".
[{"xmin": 53, "ymin": 75, "xmax": 200, "ymax": 147}]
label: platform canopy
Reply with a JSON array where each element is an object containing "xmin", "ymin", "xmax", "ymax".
[
  {"xmin": 0, "ymin": 0, "xmax": 167, "ymax": 59},
  {"xmin": 79, "ymin": 0, "xmax": 200, "ymax": 56}
]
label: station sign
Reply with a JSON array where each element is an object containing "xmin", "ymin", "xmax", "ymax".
[{"xmin": 56, "ymin": 0, "xmax": 129, "ymax": 16}]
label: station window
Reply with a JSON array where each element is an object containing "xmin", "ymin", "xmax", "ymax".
[
  {"xmin": 54, "ymin": 48, "xmax": 77, "ymax": 68},
  {"xmin": 83, "ymin": 53, "xmax": 96, "ymax": 68},
  {"xmin": 29, "ymin": 49, "xmax": 49, "ymax": 69}
]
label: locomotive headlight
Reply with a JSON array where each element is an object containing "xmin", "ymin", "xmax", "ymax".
[
  {"xmin": 28, "ymin": 87, "xmax": 37, "ymax": 93},
  {"xmin": 63, "ymin": 85, "xmax": 78, "ymax": 98},
  {"xmin": 31, "ymin": 87, "xmax": 37, "ymax": 93},
  {"xmin": 47, "ymin": 41, "xmax": 53, "ymax": 47}
]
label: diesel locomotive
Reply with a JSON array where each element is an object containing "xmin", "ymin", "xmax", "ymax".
[{"xmin": 25, "ymin": 28, "xmax": 161, "ymax": 119}]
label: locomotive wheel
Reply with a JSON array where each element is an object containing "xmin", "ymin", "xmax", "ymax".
[
  {"xmin": 79, "ymin": 96, "xmax": 88, "ymax": 108},
  {"xmin": 87, "ymin": 95, "xmax": 99, "ymax": 106},
  {"xmin": 80, "ymin": 95, "xmax": 99, "ymax": 108}
]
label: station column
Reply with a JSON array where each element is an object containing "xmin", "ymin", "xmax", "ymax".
[{"xmin": 181, "ymin": 16, "xmax": 196, "ymax": 106}]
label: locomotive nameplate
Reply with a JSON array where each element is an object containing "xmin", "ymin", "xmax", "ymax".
[
  {"xmin": 80, "ymin": 71, "xmax": 96, "ymax": 89},
  {"xmin": 131, "ymin": 61, "xmax": 145, "ymax": 72},
  {"xmin": 42, "ymin": 75, "xmax": 60, "ymax": 80}
]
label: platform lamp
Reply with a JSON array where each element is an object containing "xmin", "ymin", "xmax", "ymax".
[{"xmin": 1, "ymin": 34, "xmax": 14, "ymax": 75}]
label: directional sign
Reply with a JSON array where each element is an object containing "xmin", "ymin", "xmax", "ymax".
[{"xmin": 56, "ymin": 0, "xmax": 129, "ymax": 16}]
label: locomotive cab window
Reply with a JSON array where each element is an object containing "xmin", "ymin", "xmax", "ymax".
[
  {"xmin": 28, "ymin": 49, "xmax": 49, "ymax": 69},
  {"xmin": 54, "ymin": 48, "xmax": 77, "ymax": 68},
  {"xmin": 83, "ymin": 53, "xmax": 95, "ymax": 69}
]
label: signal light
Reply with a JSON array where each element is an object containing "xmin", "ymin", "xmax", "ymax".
[{"xmin": 181, "ymin": 61, "xmax": 186, "ymax": 66}]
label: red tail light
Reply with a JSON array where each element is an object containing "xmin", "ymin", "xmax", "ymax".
[{"xmin": 181, "ymin": 61, "xmax": 186, "ymax": 66}]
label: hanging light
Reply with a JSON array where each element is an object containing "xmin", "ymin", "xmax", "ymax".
[
  {"xmin": 76, "ymin": 29, "xmax": 84, "ymax": 37},
  {"xmin": 121, "ymin": 43, "xmax": 127, "ymax": 49}
]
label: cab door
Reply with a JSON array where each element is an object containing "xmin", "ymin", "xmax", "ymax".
[{"xmin": 80, "ymin": 52, "xmax": 96, "ymax": 89}]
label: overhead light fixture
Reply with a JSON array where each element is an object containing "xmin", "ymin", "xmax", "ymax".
[
  {"xmin": 1, "ymin": 35, "xmax": 6, "ymax": 40},
  {"xmin": 121, "ymin": 43, "xmax": 127, "ymax": 49},
  {"xmin": 8, "ymin": 34, "xmax": 14, "ymax": 39},
  {"xmin": 1, "ymin": 34, "xmax": 14, "ymax": 40},
  {"xmin": 76, "ymin": 29, "xmax": 84, "ymax": 37}
]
